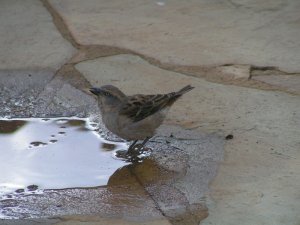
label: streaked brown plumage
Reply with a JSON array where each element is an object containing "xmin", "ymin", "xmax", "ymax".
[{"xmin": 90, "ymin": 85, "xmax": 194, "ymax": 152}]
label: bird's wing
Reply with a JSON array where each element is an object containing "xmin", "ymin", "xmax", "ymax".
[{"xmin": 120, "ymin": 94, "xmax": 174, "ymax": 122}]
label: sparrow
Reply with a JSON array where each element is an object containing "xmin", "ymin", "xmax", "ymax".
[{"xmin": 90, "ymin": 85, "xmax": 194, "ymax": 153}]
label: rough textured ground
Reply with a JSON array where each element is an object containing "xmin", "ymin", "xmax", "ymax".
[{"xmin": 1, "ymin": 0, "xmax": 300, "ymax": 225}]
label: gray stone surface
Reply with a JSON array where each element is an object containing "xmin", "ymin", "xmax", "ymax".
[
  {"xmin": 55, "ymin": 216, "xmax": 172, "ymax": 225},
  {"xmin": 0, "ymin": 218, "xmax": 59, "ymax": 225},
  {"xmin": 0, "ymin": 217, "xmax": 171, "ymax": 225},
  {"xmin": 76, "ymin": 54, "xmax": 300, "ymax": 225},
  {"xmin": 252, "ymin": 75, "xmax": 300, "ymax": 94},
  {"xmin": 0, "ymin": 186, "xmax": 163, "ymax": 221},
  {"xmin": 0, "ymin": 70, "xmax": 55, "ymax": 118},
  {"xmin": 35, "ymin": 77, "xmax": 98, "ymax": 118},
  {"xmin": 0, "ymin": 0, "xmax": 76, "ymax": 70},
  {"xmin": 0, "ymin": 70, "xmax": 95, "ymax": 118},
  {"xmin": 139, "ymin": 126, "xmax": 224, "ymax": 225},
  {"xmin": 50, "ymin": 0, "xmax": 300, "ymax": 72},
  {"xmin": 154, "ymin": 126, "xmax": 224, "ymax": 206}
]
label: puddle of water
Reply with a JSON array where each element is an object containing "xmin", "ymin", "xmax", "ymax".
[{"xmin": 0, "ymin": 118, "xmax": 129, "ymax": 198}]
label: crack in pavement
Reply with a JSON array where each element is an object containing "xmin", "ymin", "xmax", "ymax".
[{"xmin": 41, "ymin": 0, "xmax": 300, "ymax": 96}]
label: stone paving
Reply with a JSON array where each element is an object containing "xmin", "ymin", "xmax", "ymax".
[
  {"xmin": 50, "ymin": 0, "xmax": 300, "ymax": 72},
  {"xmin": 0, "ymin": 0, "xmax": 300, "ymax": 225},
  {"xmin": 0, "ymin": 0, "xmax": 75, "ymax": 71}
]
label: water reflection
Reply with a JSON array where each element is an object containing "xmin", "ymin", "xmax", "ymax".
[
  {"xmin": 108, "ymin": 158, "xmax": 172, "ymax": 187},
  {"xmin": 0, "ymin": 118, "xmax": 129, "ymax": 197}
]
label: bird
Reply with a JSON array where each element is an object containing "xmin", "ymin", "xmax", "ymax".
[{"xmin": 90, "ymin": 85, "xmax": 194, "ymax": 154}]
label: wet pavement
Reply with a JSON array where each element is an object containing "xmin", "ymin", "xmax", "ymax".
[
  {"xmin": 0, "ymin": 116, "xmax": 223, "ymax": 223},
  {"xmin": 0, "ymin": 74, "xmax": 224, "ymax": 224},
  {"xmin": 1, "ymin": 1, "xmax": 300, "ymax": 225}
]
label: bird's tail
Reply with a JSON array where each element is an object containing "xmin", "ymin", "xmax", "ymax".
[
  {"xmin": 157, "ymin": 85, "xmax": 194, "ymax": 108},
  {"xmin": 176, "ymin": 85, "xmax": 194, "ymax": 96}
]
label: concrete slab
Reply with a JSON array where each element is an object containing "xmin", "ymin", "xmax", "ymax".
[
  {"xmin": 0, "ymin": 0, "xmax": 76, "ymax": 70},
  {"xmin": 50, "ymin": 0, "xmax": 300, "ymax": 72},
  {"xmin": 76, "ymin": 54, "xmax": 300, "ymax": 225}
]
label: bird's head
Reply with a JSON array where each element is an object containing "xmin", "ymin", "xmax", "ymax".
[{"xmin": 90, "ymin": 85, "xmax": 126, "ymax": 110}]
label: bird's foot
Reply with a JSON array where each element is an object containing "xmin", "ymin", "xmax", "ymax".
[
  {"xmin": 128, "ymin": 144, "xmax": 152, "ymax": 155},
  {"xmin": 114, "ymin": 145, "xmax": 152, "ymax": 162}
]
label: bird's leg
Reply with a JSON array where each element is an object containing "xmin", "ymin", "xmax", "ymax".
[
  {"xmin": 136, "ymin": 137, "xmax": 150, "ymax": 152},
  {"xmin": 127, "ymin": 140, "xmax": 138, "ymax": 154},
  {"xmin": 141, "ymin": 137, "xmax": 150, "ymax": 147}
]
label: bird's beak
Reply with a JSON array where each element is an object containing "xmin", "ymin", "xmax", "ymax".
[{"xmin": 89, "ymin": 87, "xmax": 103, "ymax": 96}]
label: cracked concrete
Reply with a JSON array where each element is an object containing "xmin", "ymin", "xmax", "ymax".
[{"xmin": 1, "ymin": 0, "xmax": 300, "ymax": 225}]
